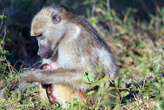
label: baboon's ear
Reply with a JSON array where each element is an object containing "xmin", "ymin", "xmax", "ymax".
[{"xmin": 51, "ymin": 12, "xmax": 61, "ymax": 24}]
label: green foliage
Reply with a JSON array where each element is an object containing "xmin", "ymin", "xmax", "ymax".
[
  {"xmin": 0, "ymin": 14, "xmax": 11, "ymax": 80},
  {"xmin": 0, "ymin": 0, "xmax": 164, "ymax": 109},
  {"xmin": 81, "ymin": 69, "xmax": 95, "ymax": 83},
  {"xmin": 65, "ymin": 98, "xmax": 82, "ymax": 110},
  {"xmin": 0, "ymin": 15, "xmax": 6, "ymax": 19}
]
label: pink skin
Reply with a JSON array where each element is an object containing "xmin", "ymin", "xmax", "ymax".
[
  {"xmin": 42, "ymin": 63, "xmax": 59, "ymax": 70},
  {"xmin": 41, "ymin": 63, "xmax": 60, "ymax": 104}
]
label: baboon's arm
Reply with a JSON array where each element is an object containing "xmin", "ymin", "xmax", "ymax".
[{"xmin": 23, "ymin": 69, "xmax": 90, "ymax": 91}]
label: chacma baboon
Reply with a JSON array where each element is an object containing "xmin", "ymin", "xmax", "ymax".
[{"xmin": 0, "ymin": 5, "xmax": 119, "ymax": 108}]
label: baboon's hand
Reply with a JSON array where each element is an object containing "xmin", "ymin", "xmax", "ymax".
[
  {"xmin": 0, "ymin": 75, "xmax": 39, "ymax": 98},
  {"xmin": 23, "ymin": 69, "xmax": 41, "ymax": 83},
  {"xmin": 23, "ymin": 69, "xmax": 53, "ymax": 85}
]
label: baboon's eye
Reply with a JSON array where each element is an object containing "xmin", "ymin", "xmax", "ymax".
[
  {"xmin": 36, "ymin": 33, "xmax": 44, "ymax": 40},
  {"xmin": 35, "ymin": 33, "xmax": 42, "ymax": 37},
  {"xmin": 37, "ymin": 34, "xmax": 42, "ymax": 37}
]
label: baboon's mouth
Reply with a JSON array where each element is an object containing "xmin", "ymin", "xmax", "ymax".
[
  {"xmin": 41, "ymin": 63, "xmax": 59, "ymax": 70},
  {"xmin": 41, "ymin": 63, "xmax": 60, "ymax": 105},
  {"xmin": 45, "ymin": 84, "xmax": 59, "ymax": 104}
]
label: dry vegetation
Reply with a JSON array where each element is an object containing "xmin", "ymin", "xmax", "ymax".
[{"xmin": 0, "ymin": 0, "xmax": 164, "ymax": 109}]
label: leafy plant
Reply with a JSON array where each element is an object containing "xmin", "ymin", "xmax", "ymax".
[
  {"xmin": 0, "ymin": 13, "xmax": 11, "ymax": 80},
  {"xmin": 0, "ymin": 0, "xmax": 164, "ymax": 109}
]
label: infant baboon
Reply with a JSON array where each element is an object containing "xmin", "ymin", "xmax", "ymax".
[{"xmin": 0, "ymin": 5, "xmax": 119, "ymax": 108}]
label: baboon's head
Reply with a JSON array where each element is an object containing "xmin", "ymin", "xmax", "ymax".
[{"xmin": 30, "ymin": 6, "xmax": 73, "ymax": 58}]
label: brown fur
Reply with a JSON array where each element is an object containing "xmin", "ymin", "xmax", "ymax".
[
  {"xmin": 0, "ymin": 5, "xmax": 118, "ymax": 108},
  {"xmin": 30, "ymin": 6, "xmax": 118, "ymax": 108},
  {"xmin": 38, "ymin": 83, "xmax": 88, "ymax": 107}
]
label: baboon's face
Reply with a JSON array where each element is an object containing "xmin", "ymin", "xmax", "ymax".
[{"xmin": 30, "ymin": 8, "xmax": 66, "ymax": 58}]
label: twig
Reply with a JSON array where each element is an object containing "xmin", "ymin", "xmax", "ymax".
[
  {"xmin": 117, "ymin": 88, "xmax": 130, "ymax": 91},
  {"xmin": 106, "ymin": 0, "xmax": 111, "ymax": 11},
  {"xmin": 142, "ymin": 78, "xmax": 146, "ymax": 89},
  {"xmin": 0, "ymin": 45, "xmax": 12, "ymax": 77},
  {"xmin": 91, "ymin": 1, "xmax": 95, "ymax": 17},
  {"xmin": 28, "ymin": 60, "xmax": 42, "ymax": 70},
  {"xmin": 2, "ymin": 27, "xmax": 6, "ymax": 49},
  {"xmin": 4, "ymin": 54, "xmax": 12, "ymax": 78},
  {"xmin": 117, "ymin": 87, "xmax": 139, "ymax": 92},
  {"xmin": 0, "ymin": 8, "xmax": 6, "ymax": 31},
  {"xmin": 151, "ymin": 74, "xmax": 162, "ymax": 81},
  {"xmin": 132, "ymin": 93, "xmax": 137, "ymax": 101},
  {"xmin": 159, "ymin": 67, "xmax": 164, "ymax": 74}
]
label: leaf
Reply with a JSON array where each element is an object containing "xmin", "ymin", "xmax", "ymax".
[
  {"xmin": 88, "ymin": 71, "xmax": 95, "ymax": 83},
  {"xmin": 139, "ymin": 57, "xmax": 145, "ymax": 63},
  {"xmin": 0, "ymin": 15, "xmax": 6, "ymax": 19},
  {"xmin": 81, "ymin": 70, "xmax": 95, "ymax": 83},
  {"xmin": 114, "ymin": 76, "xmax": 119, "ymax": 87},
  {"xmin": 86, "ymin": 90, "xmax": 95, "ymax": 95},
  {"xmin": 90, "ymin": 79, "xmax": 100, "ymax": 87},
  {"xmin": 120, "ymin": 82, "xmax": 126, "ymax": 88},
  {"xmin": 138, "ymin": 43, "xmax": 145, "ymax": 48},
  {"xmin": 153, "ymin": 64, "xmax": 161, "ymax": 74},
  {"xmin": 97, "ymin": 86, "xmax": 103, "ymax": 96},
  {"xmin": 130, "ymin": 85, "xmax": 137, "ymax": 91},
  {"xmin": 107, "ymin": 87, "xmax": 115, "ymax": 92},
  {"xmin": 103, "ymin": 75, "xmax": 109, "ymax": 83},
  {"xmin": 0, "ymin": 39, "xmax": 4, "ymax": 44},
  {"xmin": 81, "ymin": 74, "xmax": 90, "ymax": 83},
  {"xmin": 120, "ymin": 91, "xmax": 129, "ymax": 98},
  {"xmin": 145, "ymin": 82, "xmax": 153, "ymax": 87}
]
